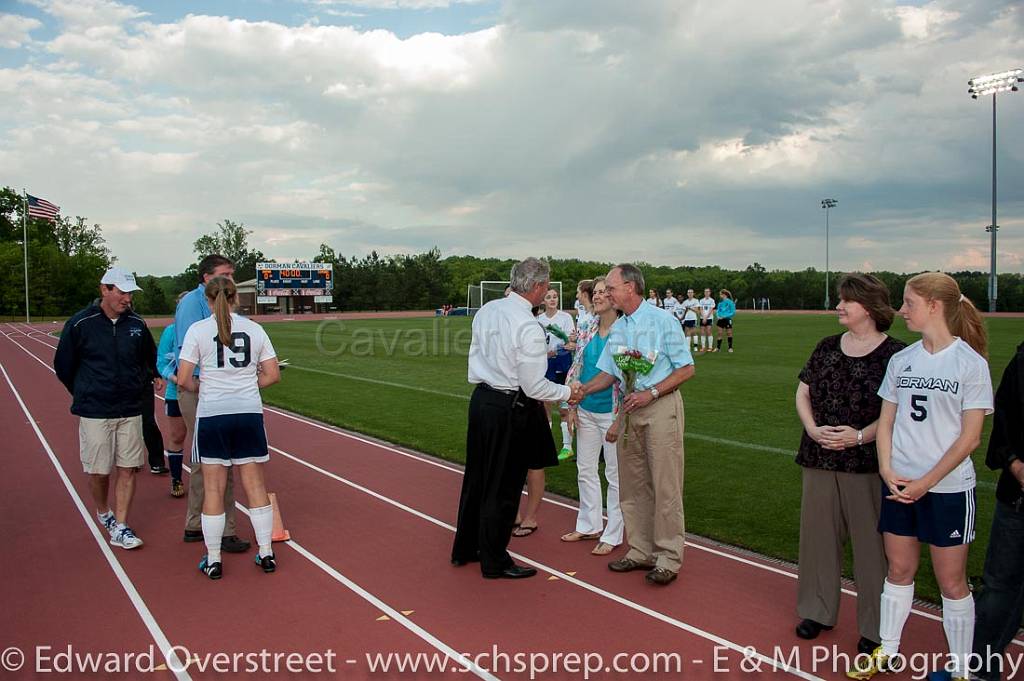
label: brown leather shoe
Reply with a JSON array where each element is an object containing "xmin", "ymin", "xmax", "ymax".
[
  {"xmin": 644, "ymin": 567, "xmax": 678, "ymax": 585},
  {"xmin": 608, "ymin": 557, "xmax": 656, "ymax": 572}
]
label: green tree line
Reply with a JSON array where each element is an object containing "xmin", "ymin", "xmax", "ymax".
[{"xmin": 3, "ymin": 192, "xmax": 1023, "ymax": 316}]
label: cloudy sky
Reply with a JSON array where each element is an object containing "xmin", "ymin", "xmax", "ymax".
[{"xmin": 1, "ymin": 0, "xmax": 1022, "ymax": 276}]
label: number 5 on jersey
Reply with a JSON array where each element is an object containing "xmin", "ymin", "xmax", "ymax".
[
  {"xmin": 910, "ymin": 394, "xmax": 928, "ymax": 422},
  {"xmin": 215, "ymin": 332, "xmax": 251, "ymax": 368}
]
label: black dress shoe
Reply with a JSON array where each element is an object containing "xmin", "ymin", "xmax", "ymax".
[
  {"xmin": 451, "ymin": 557, "xmax": 479, "ymax": 567},
  {"xmin": 221, "ymin": 535, "xmax": 251, "ymax": 553},
  {"xmin": 857, "ymin": 637, "xmax": 880, "ymax": 655},
  {"xmin": 482, "ymin": 565, "xmax": 537, "ymax": 579},
  {"xmin": 795, "ymin": 618, "xmax": 833, "ymax": 640},
  {"xmin": 183, "ymin": 529, "xmax": 204, "ymax": 543}
]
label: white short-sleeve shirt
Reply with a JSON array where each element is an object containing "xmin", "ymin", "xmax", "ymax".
[
  {"xmin": 681, "ymin": 298, "xmax": 701, "ymax": 321},
  {"xmin": 878, "ymin": 338, "xmax": 993, "ymax": 493},
  {"xmin": 699, "ymin": 297, "xmax": 716, "ymax": 320},
  {"xmin": 179, "ymin": 313, "xmax": 277, "ymax": 418},
  {"xmin": 536, "ymin": 310, "xmax": 576, "ymax": 354}
]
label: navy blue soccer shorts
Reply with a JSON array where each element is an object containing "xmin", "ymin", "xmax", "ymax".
[
  {"xmin": 165, "ymin": 399, "xmax": 182, "ymax": 418},
  {"xmin": 878, "ymin": 482, "xmax": 975, "ymax": 547},
  {"xmin": 193, "ymin": 413, "xmax": 270, "ymax": 467}
]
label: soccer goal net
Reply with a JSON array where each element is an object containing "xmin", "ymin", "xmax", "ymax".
[{"xmin": 467, "ymin": 281, "xmax": 563, "ymax": 312}]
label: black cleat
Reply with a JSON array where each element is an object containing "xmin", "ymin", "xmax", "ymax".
[
  {"xmin": 199, "ymin": 555, "xmax": 222, "ymax": 580},
  {"xmin": 255, "ymin": 553, "xmax": 276, "ymax": 573}
]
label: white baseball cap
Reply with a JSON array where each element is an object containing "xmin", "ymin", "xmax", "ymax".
[{"xmin": 100, "ymin": 266, "xmax": 142, "ymax": 293}]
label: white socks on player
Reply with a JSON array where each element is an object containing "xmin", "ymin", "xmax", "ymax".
[
  {"xmin": 201, "ymin": 512, "xmax": 226, "ymax": 563},
  {"xmin": 879, "ymin": 580, "xmax": 914, "ymax": 657},
  {"xmin": 249, "ymin": 503, "xmax": 274, "ymax": 558},
  {"xmin": 942, "ymin": 593, "xmax": 974, "ymax": 678},
  {"xmin": 560, "ymin": 421, "xmax": 572, "ymax": 449}
]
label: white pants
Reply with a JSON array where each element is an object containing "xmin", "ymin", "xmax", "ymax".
[{"xmin": 575, "ymin": 408, "xmax": 623, "ymax": 545}]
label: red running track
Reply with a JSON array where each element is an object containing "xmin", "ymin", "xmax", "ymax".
[{"xmin": 0, "ymin": 321, "xmax": 1011, "ymax": 681}]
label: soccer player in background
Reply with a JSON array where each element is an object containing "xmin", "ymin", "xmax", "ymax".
[
  {"xmin": 698, "ymin": 288, "xmax": 716, "ymax": 352},
  {"xmin": 715, "ymin": 289, "xmax": 736, "ymax": 353},
  {"xmin": 680, "ymin": 289, "xmax": 701, "ymax": 351}
]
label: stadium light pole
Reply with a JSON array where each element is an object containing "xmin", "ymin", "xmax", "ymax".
[
  {"xmin": 968, "ymin": 67, "xmax": 1023, "ymax": 313},
  {"xmin": 821, "ymin": 198, "xmax": 837, "ymax": 310}
]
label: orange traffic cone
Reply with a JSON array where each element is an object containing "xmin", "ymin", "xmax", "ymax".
[{"xmin": 269, "ymin": 492, "xmax": 291, "ymax": 542}]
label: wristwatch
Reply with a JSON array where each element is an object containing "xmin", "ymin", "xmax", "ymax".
[{"xmin": 650, "ymin": 386, "xmax": 660, "ymax": 400}]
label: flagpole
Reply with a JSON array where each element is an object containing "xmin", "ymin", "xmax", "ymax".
[{"xmin": 22, "ymin": 189, "xmax": 30, "ymax": 324}]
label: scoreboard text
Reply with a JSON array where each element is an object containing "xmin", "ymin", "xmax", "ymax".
[{"xmin": 256, "ymin": 262, "xmax": 334, "ymax": 297}]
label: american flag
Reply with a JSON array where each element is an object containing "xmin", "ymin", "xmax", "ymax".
[{"xmin": 26, "ymin": 194, "xmax": 60, "ymax": 222}]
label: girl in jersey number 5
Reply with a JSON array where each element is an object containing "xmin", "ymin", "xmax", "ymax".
[
  {"xmin": 177, "ymin": 277, "xmax": 282, "ymax": 580},
  {"xmin": 848, "ymin": 272, "xmax": 993, "ymax": 681}
]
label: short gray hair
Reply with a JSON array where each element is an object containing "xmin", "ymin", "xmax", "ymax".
[
  {"xmin": 510, "ymin": 257, "xmax": 550, "ymax": 294},
  {"xmin": 612, "ymin": 263, "xmax": 645, "ymax": 296}
]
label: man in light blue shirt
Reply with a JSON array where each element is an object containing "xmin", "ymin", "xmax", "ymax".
[
  {"xmin": 576, "ymin": 264, "xmax": 694, "ymax": 585},
  {"xmin": 175, "ymin": 254, "xmax": 250, "ymax": 553}
]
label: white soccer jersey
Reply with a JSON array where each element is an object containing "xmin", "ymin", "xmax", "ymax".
[
  {"xmin": 681, "ymin": 298, "xmax": 701, "ymax": 321},
  {"xmin": 699, "ymin": 297, "xmax": 716, "ymax": 320},
  {"xmin": 662, "ymin": 296, "xmax": 679, "ymax": 316},
  {"xmin": 878, "ymin": 338, "xmax": 993, "ymax": 493},
  {"xmin": 180, "ymin": 314, "xmax": 277, "ymax": 418},
  {"xmin": 536, "ymin": 310, "xmax": 576, "ymax": 354}
]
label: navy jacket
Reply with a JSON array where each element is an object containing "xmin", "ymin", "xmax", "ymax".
[
  {"xmin": 986, "ymin": 341, "xmax": 1024, "ymax": 508},
  {"xmin": 53, "ymin": 303, "xmax": 159, "ymax": 419}
]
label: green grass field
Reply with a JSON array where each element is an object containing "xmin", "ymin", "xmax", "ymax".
[{"xmin": 169, "ymin": 313, "xmax": 1024, "ymax": 603}]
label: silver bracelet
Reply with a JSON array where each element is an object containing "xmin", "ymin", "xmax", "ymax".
[{"xmin": 857, "ymin": 430, "xmax": 864, "ymax": 446}]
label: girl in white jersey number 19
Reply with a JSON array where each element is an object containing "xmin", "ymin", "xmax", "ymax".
[
  {"xmin": 848, "ymin": 273, "xmax": 993, "ymax": 681},
  {"xmin": 177, "ymin": 277, "xmax": 282, "ymax": 581}
]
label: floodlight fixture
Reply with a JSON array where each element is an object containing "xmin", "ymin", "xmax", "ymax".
[
  {"xmin": 968, "ymin": 67, "xmax": 1022, "ymax": 312},
  {"xmin": 821, "ymin": 199, "xmax": 838, "ymax": 310}
]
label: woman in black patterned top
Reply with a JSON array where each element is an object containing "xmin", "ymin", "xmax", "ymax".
[{"xmin": 793, "ymin": 274, "xmax": 906, "ymax": 655}]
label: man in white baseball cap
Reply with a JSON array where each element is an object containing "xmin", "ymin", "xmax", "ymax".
[{"xmin": 53, "ymin": 266, "xmax": 163, "ymax": 550}]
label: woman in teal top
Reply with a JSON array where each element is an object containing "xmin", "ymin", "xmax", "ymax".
[
  {"xmin": 560, "ymin": 276, "xmax": 624, "ymax": 555},
  {"xmin": 157, "ymin": 316, "xmax": 186, "ymax": 497},
  {"xmin": 715, "ymin": 289, "xmax": 736, "ymax": 353}
]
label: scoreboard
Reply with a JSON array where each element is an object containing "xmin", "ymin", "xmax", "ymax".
[{"xmin": 256, "ymin": 262, "xmax": 333, "ymax": 297}]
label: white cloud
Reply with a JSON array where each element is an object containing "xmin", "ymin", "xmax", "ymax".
[
  {"xmin": 311, "ymin": 0, "xmax": 484, "ymax": 9},
  {"xmin": 3, "ymin": 0, "xmax": 1023, "ymax": 276},
  {"xmin": 0, "ymin": 13, "xmax": 42, "ymax": 49}
]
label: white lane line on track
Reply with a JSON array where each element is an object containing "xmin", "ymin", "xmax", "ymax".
[
  {"xmin": 267, "ymin": 444, "xmax": 823, "ymax": 680},
  {"xmin": 177, "ymin": 463, "xmax": 499, "ymax": 681},
  {"xmin": 0, "ymin": 329, "xmax": 498, "ymax": 681},
  {"xmin": 5, "ymin": 324, "xmax": 1006, "ymax": 641},
  {"xmin": 0, "ymin": 362, "xmax": 193, "ymax": 681}
]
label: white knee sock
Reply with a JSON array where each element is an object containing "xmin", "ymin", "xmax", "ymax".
[
  {"xmin": 560, "ymin": 421, "xmax": 572, "ymax": 448},
  {"xmin": 201, "ymin": 513, "xmax": 226, "ymax": 563},
  {"xmin": 879, "ymin": 580, "xmax": 914, "ymax": 657},
  {"xmin": 249, "ymin": 504, "xmax": 274, "ymax": 558},
  {"xmin": 941, "ymin": 594, "xmax": 974, "ymax": 678}
]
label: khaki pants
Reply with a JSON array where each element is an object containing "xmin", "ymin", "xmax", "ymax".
[
  {"xmin": 797, "ymin": 467, "xmax": 886, "ymax": 641},
  {"xmin": 180, "ymin": 388, "xmax": 238, "ymax": 534},
  {"xmin": 619, "ymin": 391, "xmax": 686, "ymax": 572}
]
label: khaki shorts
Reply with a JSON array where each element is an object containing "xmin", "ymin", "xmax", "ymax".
[{"xmin": 79, "ymin": 416, "xmax": 146, "ymax": 474}]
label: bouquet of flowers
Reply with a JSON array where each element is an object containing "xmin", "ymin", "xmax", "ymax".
[{"xmin": 612, "ymin": 347, "xmax": 657, "ymax": 444}]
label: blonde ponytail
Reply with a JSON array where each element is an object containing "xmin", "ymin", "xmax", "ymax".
[
  {"xmin": 204, "ymin": 276, "xmax": 238, "ymax": 346},
  {"xmin": 905, "ymin": 272, "xmax": 988, "ymax": 358}
]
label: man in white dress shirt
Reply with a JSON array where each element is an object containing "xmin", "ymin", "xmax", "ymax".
[{"xmin": 452, "ymin": 257, "xmax": 576, "ymax": 579}]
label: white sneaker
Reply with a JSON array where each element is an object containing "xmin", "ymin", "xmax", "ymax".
[
  {"xmin": 97, "ymin": 511, "xmax": 117, "ymax": 537},
  {"xmin": 728, "ymin": 348, "xmax": 734, "ymax": 353},
  {"xmin": 111, "ymin": 525, "xmax": 144, "ymax": 550}
]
